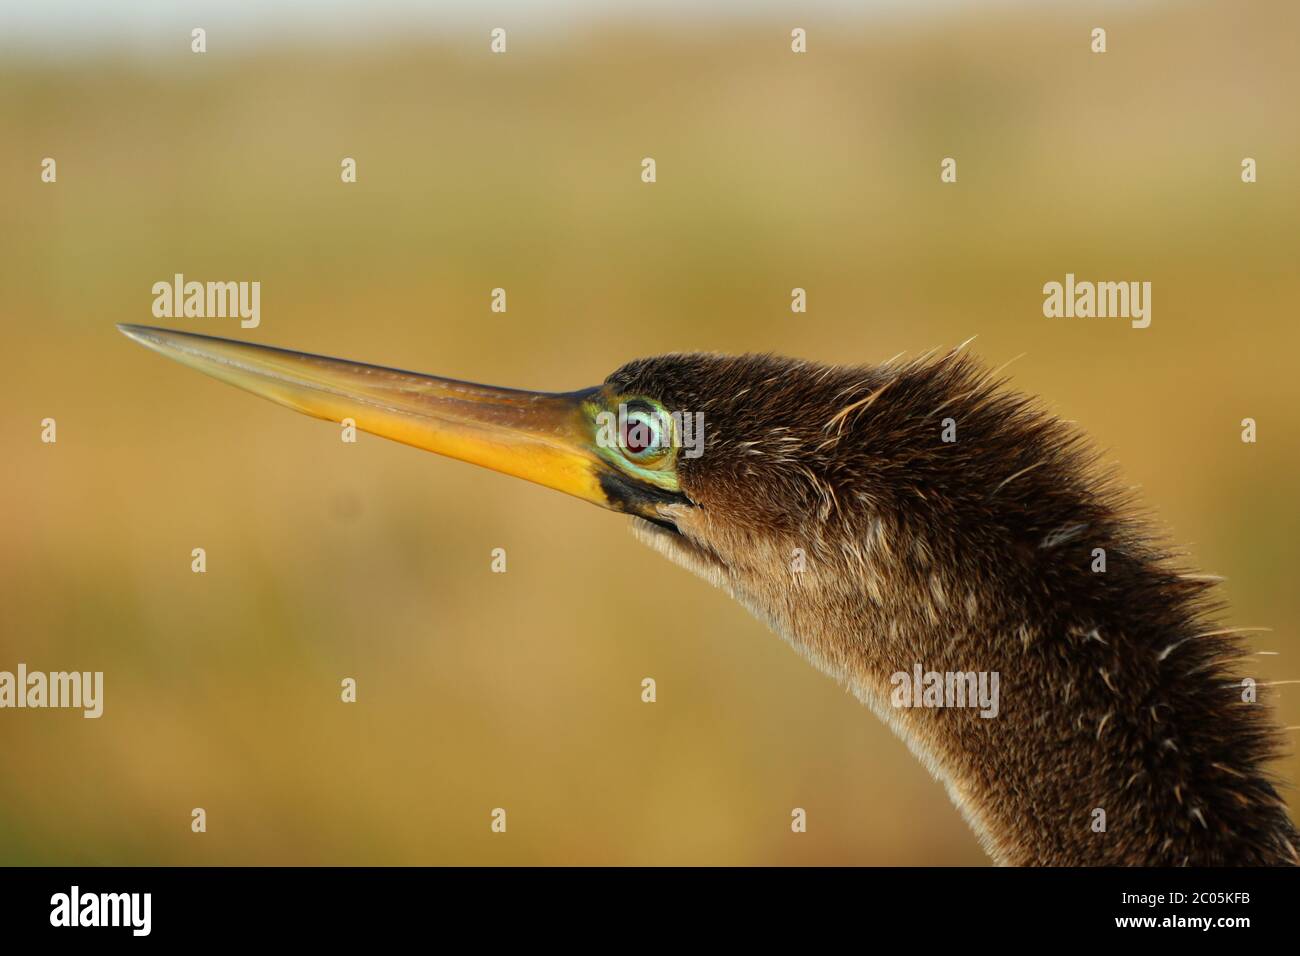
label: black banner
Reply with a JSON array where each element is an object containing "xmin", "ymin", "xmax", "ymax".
[{"xmin": 0, "ymin": 866, "xmax": 1293, "ymax": 942}]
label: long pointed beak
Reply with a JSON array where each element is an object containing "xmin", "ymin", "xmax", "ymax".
[{"xmin": 118, "ymin": 324, "xmax": 614, "ymax": 508}]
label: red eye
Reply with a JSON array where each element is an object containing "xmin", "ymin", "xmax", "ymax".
[
  {"xmin": 623, "ymin": 420, "xmax": 653, "ymax": 453},
  {"xmin": 620, "ymin": 410, "xmax": 664, "ymax": 457}
]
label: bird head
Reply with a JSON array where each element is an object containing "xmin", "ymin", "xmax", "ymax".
[
  {"xmin": 117, "ymin": 326, "xmax": 898, "ymax": 607},
  {"xmin": 604, "ymin": 351, "xmax": 892, "ymax": 605}
]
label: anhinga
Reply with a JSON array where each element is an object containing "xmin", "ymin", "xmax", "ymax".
[{"xmin": 119, "ymin": 323, "xmax": 1298, "ymax": 866}]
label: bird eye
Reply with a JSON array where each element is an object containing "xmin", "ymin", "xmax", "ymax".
[
  {"xmin": 621, "ymin": 408, "xmax": 666, "ymax": 458},
  {"xmin": 587, "ymin": 395, "xmax": 681, "ymax": 491}
]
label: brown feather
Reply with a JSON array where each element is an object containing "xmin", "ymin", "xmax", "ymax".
[{"xmin": 610, "ymin": 348, "xmax": 1298, "ymax": 866}]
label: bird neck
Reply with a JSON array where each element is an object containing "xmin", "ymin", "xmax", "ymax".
[
  {"xmin": 650, "ymin": 351, "xmax": 1297, "ymax": 864},
  {"xmin": 744, "ymin": 497, "xmax": 1298, "ymax": 866}
]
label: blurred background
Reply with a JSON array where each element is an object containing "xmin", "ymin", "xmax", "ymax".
[{"xmin": 2, "ymin": 0, "xmax": 1298, "ymax": 865}]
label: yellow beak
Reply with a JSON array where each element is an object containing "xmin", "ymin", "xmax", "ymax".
[{"xmin": 118, "ymin": 324, "xmax": 613, "ymax": 509}]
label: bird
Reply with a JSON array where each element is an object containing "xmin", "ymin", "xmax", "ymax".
[{"xmin": 118, "ymin": 322, "xmax": 1298, "ymax": 866}]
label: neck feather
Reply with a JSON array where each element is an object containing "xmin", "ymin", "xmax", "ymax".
[{"xmin": 776, "ymin": 520, "xmax": 1299, "ymax": 865}]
